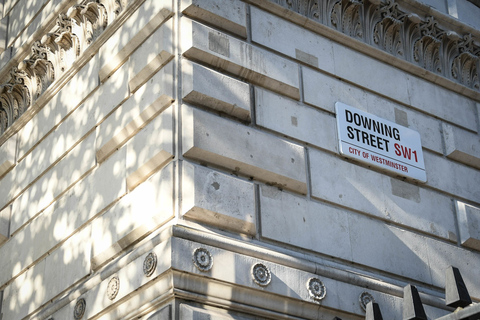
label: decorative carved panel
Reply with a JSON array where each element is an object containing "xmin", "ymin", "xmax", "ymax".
[
  {"xmin": 0, "ymin": 0, "xmax": 126, "ymax": 135},
  {"xmin": 271, "ymin": 0, "xmax": 480, "ymax": 93}
]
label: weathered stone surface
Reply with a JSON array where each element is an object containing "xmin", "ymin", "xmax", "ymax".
[
  {"xmin": 17, "ymin": 55, "xmax": 100, "ymax": 161},
  {"xmin": 255, "ymin": 87, "xmax": 337, "ymax": 153},
  {"xmin": 181, "ymin": 18, "xmax": 300, "ymax": 100},
  {"xmin": 182, "ymin": 105, "xmax": 307, "ymax": 194},
  {"xmin": 97, "ymin": 95, "xmax": 174, "ymax": 164},
  {"xmin": 423, "ymin": 151, "xmax": 480, "ymax": 202},
  {"xmin": 260, "ymin": 185, "xmax": 351, "ymax": 260},
  {"xmin": 182, "ymin": 59, "xmax": 251, "ymax": 121},
  {"xmin": 181, "ymin": 0, "xmax": 247, "ymax": 38},
  {"xmin": 1, "ymin": 143, "xmax": 125, "ymax": 292},
  {"xmin": 126, "ymin": 106, "xmax": 174, "ymax": 191},
  {"xmin": 92, "ymin": 162, "xmax": 173, "ymax": 268},
  {"xmin": 443, "ymin": 123, "xmax": 480, "ymax": 169},
  {"xmin": 1, "ymin": 226, "xmax": 91, "ymax": 320},
  {"xmin": 127, "ymin": 19, "xmax": 174, "ymax": 93},
  {"xmin": 456, "ymin": 201, "xmax": 480, "ymax": 251},
  {"xmin": 250, "ymin": 7, "xmax": 335, "ymax": 74},
  {"xmin": 0, "ymin": 205, "xmax": 9, "ymax": 245},
  {"xmin": 10, "ymin": 133, "xmax": 97, "ymax": 234},
  {"xmin": 0, "ymin": 133, "xmax": 15, "ymax": 178},
  {"xmin": 96, "ymin": 61, "xmax": 174, "ymax": 163},
  {"xmin": 407, "ymin": 75, "xmax": 477, "ymax": 132},
  {"xmin": 309, "ymin": 149, "xmax": 456, "ymax": 240},
  {"xmin": 7, "ymin": 0, "xmax": 45, "ymax": 47},
  {"xmin": 182, "ymin": 161, "xmax": 256, "ymax": 235},
  {"xmin": 99, "ymin": 0, "xmax": 173, "ymax": 83}
]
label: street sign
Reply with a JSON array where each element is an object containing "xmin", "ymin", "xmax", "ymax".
[{"xmin": 336, "ymin": 102, "xmax": 426, "ymax": 182}]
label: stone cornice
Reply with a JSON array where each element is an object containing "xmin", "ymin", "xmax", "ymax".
[
  {"xmin": 0, "ymin": 0, "xmax": 133, "ymax": 144},
  {"xmin": 247, "ymin": 0, "xmax": 480, "ymax": 101}
]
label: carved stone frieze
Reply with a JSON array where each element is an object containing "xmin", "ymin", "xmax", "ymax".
[
  {"xmin": 0, "ymin": 0, "xmax": 126, "ymax": 136},
  {"xmin": 271, "ymin": 0, "xmax": 480, "ymax": 92}
]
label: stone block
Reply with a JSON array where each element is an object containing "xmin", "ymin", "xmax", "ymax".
[
  {"xmin": 2, "ymin": 226, "xmax": 91, "ymax": 320},
  {"xmin": 0, "ymin": 16, "xmax": 6, "ymax": 54},
  {"xmin": 250, "ymin": 7, "xmax": 335, "ymax": 74},
  {"xmin": 364, "ymin": 93, "xmax": 443, "ymax": 154},
  {"xmin": 96, "ymin": 61, "xmax": 174, "ymax": 162},
  {"xmin": 0, "ymin": 205, "xmax": 10, "ymax": 245},
  {"xmin": 348, "ymin": 211, "xmax": 432, "ymax": 283},
  {"xmin": 0, "ymin": 133, "xmax": 16, "ymax": 178},
  {"xmin": 17, "ymin": 55, "xmax": 100, "ymax": 161},
  {"xmin": 443, "ymin": 123, "xmax": 480, "ymax": 169},
  {"xmin": 333, "ymin": 45, "xmax": 411, "ymax": 106},
  {"xmin": 182, "ymin": 161, "xmax": 256, "ymax": 235},
  {"xmin": 255, "ymin": 88, "xmax": 337, "ymax": 153},
  {"xmin": 181, "ymin": 0, "xmax": 247, "ymax": 38},
  {"xmin": 423, "ymin": 151, "xmax": 480, "ymax": 202},
  {"xmin": 260, "ymin": 185, "xmax": 351, "ymax": 260},
  {"xmin": 407, "ymin": 75, "xmax": 477, "ymax": 132},
  {"xmin": 303, "ymin": 67, "xmax": 367, "ymax": 114},
  {"xmin": 457, "ymin": 0, "xmax": 480, "ymax": 30},
  {"xmin": 456, "ymin": 201, "xmax": 480, "ymax": 251},
  {"xmin": 91, "ymin": 162, "xmax": 173, "ymax": 269},
  {"xmin": 181, "ymin": 18, "xmax": 300, "ymax": 100},
  {"xmin": 309, "ymin": 149, "xmax": 456, "ymax": 240},
  {"xmin": 182, "ymin": 105, "xmax": 307, "ymax": 194},
  {"xmin": 182, "ymin": 59, "xmax": 251, "ymax": 121},
  {"xmin": 126, "ymin": 106, "xmax": 174, "ymax": 191},
  {"xmin": 127, "ymin": 19, "xmax": 174, "ymax": 93},
  {"xmin": 11, "ymin": 132, "xmax": 97, "ymax": 235},
  {"xmin": 97, "ymin": 94, "xmax": 174, "ymax": 164},
  {"xmin": 2, "ymin": 147, "xmax": 126, "ymax": 287},
  {"xmin": 6, "ymin": 0, "xmax": 45, "ymax": 47},
  {"xmin": 99, "ymin": 0, "xmax": 173, "ymax": 83}
]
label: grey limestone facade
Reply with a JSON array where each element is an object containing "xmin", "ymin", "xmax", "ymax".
[{"xmin": 0, "ymin": 0, "xmax": 480, "ymax": 319}]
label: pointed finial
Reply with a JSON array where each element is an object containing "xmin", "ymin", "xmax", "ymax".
[
  {"xmin": 366, "ymin": 302, "xmax": 383, "ymax": 320},
  {"xmin": 445, "ymin": 266, "xmax": 472, "ymax": 308},
  {"xmin": 403, "ymin": 284, "xmax": 427, "ymax": 320}
]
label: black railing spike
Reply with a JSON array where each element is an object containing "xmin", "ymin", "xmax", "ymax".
[
  {"xmin": 403, "ymin": 284, "xmax": 427, "ymax": 320},
  {"xmin": 445, "ymin": 266, "xmax": 472, "ymax": 308},
  {"xmin": 365, "ymin": 302, "xmax": 383, "ymax": 320}
]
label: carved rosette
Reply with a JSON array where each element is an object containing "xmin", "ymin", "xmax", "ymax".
[
  {"xmin": 0, "ymin": 0, "xmax": 126, "ymax": 136},
  {"xmin": 359, "ymin": 291, "xmax": 375, "ymax": 311},
  {"xmin": 252, "ymin": 263, "xmax": 272, "ymax": 287},
  {"xmin": 307, "ymin": 278, "xmax": 327, "ymax": 301},
  {"xmin": 143, "ymin": 252, "xmax": 157, "ymax": 277},
  {"xmin": 73, "ymin": 298, "xmax": 86, "ymax": 319},
  {"xmin": 107, "ymin": 275, "xmax": 120, "ymax": 300},
  {"xmin": 193, "ymin": 248, "xmax": 213, "ymax": 272}
]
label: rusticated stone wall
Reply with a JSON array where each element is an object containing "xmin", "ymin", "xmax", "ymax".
[{"xmin": 0, "ymin": 0, "xmax": 479, "ymax": 319}]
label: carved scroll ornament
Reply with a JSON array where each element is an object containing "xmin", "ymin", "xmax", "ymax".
[
  {"xmin": 272, "ymin": 0, "xmax": 480, "ymax": 92},
  {"xmin": 0, "ymin": 0, "xmax": 127, "ymax": 135}
]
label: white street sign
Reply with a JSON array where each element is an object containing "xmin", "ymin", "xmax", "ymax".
[{"xmin": 336, "ymin": 102, "xmax": 426, "ymax": 182}]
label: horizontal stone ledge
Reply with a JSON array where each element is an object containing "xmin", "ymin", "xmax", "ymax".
[
  {"xmin": 182, "ymin": 59, "xmax": 251, "ymax": 121},
  {"xmin": 182, "ymin": 105, "xmax": 307, "ymax": 194},
  {"xmin": 181, "ymin": 0, "xmax": 248, "ymax": 38},
  {"xmin": 181, "ymin": 18, "xmax": 300, "ymax": 100},
  {"xmin": 96, "ymin": 94, "xmax": 174, "ymax": 164}
]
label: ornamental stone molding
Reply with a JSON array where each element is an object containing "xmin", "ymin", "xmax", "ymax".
[
  {"xmin": 251, "ymin": 262, "xmax": 272, "ymax": 287},
  {"xmin": 143, "ymin": 252, "xmax": 158, "ymax": 277},
  {"xmin": 307, "ymin": 277, "xmax": 327, "ymax": 301},
  {"xmin": 192, "ymin": 247, "xmax": 213, "ymax": 272},
  {"xmin": 271, "ymin": 0, "xmax": 480, "ymax": 91},
  {"xmin": 0, "ymin": 0, "xmax": 127, "ymax": 136},
  {"xmin": 107, "ymin": 275, "xmax": 120, "ymax": 300},
  {"xmin": 73, "ymin": 298, "xmax": 87, "ymax": 319}
]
